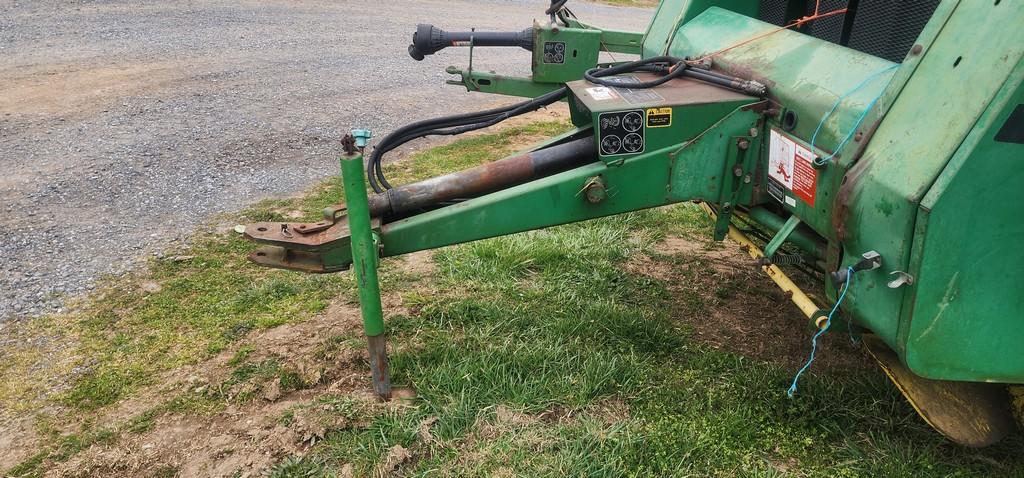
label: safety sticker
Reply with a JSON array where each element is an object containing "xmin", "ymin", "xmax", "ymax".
[
  {"xmin": 768, "ymin": 129, "xmax": 817, "ymax": 206},
  {"xmin": 646, "ymin": 107, "xmax": 672, "ymax": 127},
  {"xmin": 586, "ymin": 87, "xmax": 618, "ymax": 101},
  {"xmin": 543, "ymin": 41, "xmax": 566, "ymax": 64}
]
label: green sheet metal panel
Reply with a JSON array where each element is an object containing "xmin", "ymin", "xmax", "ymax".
[
  {"xmin": 642, "ymin": 1, "xmax": 760, "ymax": 58},
  {"xmin": 531, "ymin": 26, "xmax": 602, "ymax": 84},
  {"xmin": 643, "ymin": 0, "xmax": 690, "ymax": 58},
  {"xmin": 904, "ymin": 59, "xmax": 1024, "ymax": 383},
  {"xmin": 664, "ymin": 7, "xmax": 896, "ymax": 239},
  {"xmin": 839, "ymin": 1, "xmax": 1023, "ymax": 362}
]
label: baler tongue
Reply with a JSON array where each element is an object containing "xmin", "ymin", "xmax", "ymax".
[{"xmin": 241, "ymin": 135, "xmax": 597, "ymax": 273}]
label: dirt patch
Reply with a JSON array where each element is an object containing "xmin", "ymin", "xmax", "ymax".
[
  {"xmin": 631, "ymin": 233, "xmax": 872, "ymax": 372},
  {"xmin": 399, "ymin": 250, "xmax": 436, "ymax": 278},
  {"xmin": 56, "ymin": 404, "xmax": 298, "ymax": 478},
  {"xmin": 0, "ymin": 61, "xmax": 195, "ymax": 117},
  {"xmin": 22, "ymin": 298, "xmax": 376, "ymax": 477}
]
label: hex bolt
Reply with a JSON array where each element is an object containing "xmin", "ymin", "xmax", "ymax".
[
  {"xmin": 733, "ymin": 166, "xmax": 744, "ymax": 177},
  {"xmin": 743, "ymin": 174, "xmax": 752, "ymax": 184},
  {"xmin": 737, "ymin": 138, "xmax": 750, "ymax": 150},
  {"xmin": 583, "ymin": 176, "xmax": 606, "ymax": 204}
]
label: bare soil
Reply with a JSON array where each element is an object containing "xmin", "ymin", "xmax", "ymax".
[
  {"xmin": 46, "ymin": 300, "xmax": 378, "ymax": 478},
  {"xmin": 629, "ymin": 233, "xmax": 873, "ymax": 372}
]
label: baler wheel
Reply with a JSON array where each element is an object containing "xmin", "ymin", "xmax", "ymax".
[{"xmin": 862, "ymin": 335, "xmax": 1016, "ymax": 447}]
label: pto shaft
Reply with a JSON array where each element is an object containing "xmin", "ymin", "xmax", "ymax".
[{"xmin": 408, "ymin": 24, "xmax": 534, "ymax": 60}]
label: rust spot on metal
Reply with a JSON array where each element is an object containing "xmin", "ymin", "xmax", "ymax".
[
  {"xmin": 366, "ymin": 335, "xmax": 392, "ymax": 401},
  {"xmin": 831, "ymin": 118, "xmax": 883, "ymax": 242}
]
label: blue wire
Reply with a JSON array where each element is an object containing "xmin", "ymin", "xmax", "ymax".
[
  {"xmin": 810, "ymin": 64, "xmax": 899, "ymax": 166},
  {"xmin": 787, "ymin": 266, "xmax": 854, "ymax": 398}
]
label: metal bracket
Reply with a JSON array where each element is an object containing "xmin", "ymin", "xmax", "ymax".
[
  {"xmin": 467, "ymin": 29, "xmax": 475, "ymax": 77},
  {"xmin": 888, "ymin": 271, "xmax": 915, "ymax": 289},
  {"xmin": 713, "ymin": 137, "xmax": 754, "ymax": 241},
  {"xmin": 713, "ymin": 203, "xmax": 733, "ymax": 241}
]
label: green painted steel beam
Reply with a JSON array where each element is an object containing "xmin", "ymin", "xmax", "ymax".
[
  {"xmin": 559, "ymin": 18, "xmax": 643, "ymax": 55},
  {"xmin": 445, "ymin": 67, "xmax": 563, "ymax": 99},
  {"xmin": 340, "ymin": 153, "xmax": 385, "ymax": 338},
  {"xmin": 379, "ymin": 150, "xmax": 674, "ymax": 257}
]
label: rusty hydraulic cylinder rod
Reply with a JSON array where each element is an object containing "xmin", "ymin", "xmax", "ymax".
[{"xmin": 367, "ymin": 135, "xmax": 596, "ymax": 217}]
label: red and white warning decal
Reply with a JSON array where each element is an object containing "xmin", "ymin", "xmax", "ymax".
[{"xmin": 768, "ymin": 129, "xmax": 817, "ymax": 206}]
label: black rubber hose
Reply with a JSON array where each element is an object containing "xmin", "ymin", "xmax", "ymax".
[
  {"xmin": 367, "ymin": 87, "xmax": 569, "ymax": 192},
  {"xmin": 585, "ymin": 55, "xmax": 766, "ymax": 96},
  {"xmin": 370, "ymin": 88, "xmax": 567, "ymax": 191},
  {"xmin": 545, "ymin": 0, "xmax": 569, "ymax": 15},
  {"xmin": 367, "ymin": 103, "xmax": 538, "ymax": 191},
  {"xmin": 367, "ymin": 54, "xmax": 747, "ymax": 193}
]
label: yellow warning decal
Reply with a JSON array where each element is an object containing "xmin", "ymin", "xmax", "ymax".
[{"xmin": 646, "ymin": 107, "xmax": 672, "ymax": 128}]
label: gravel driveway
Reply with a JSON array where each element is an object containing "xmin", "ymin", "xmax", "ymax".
[{"xmin": 0, "ymin": 0, "xmax": 651, "ymax": 320}]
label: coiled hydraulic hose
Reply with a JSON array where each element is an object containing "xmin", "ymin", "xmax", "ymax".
[
  {"xmin": 367, "ymin": 87, "xmax": 568, "ymax": 193},
  {"xmin": 368, "ymin": 57, "xmax": 765, "ymax": 193}
]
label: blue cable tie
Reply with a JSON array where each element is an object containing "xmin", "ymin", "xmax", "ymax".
[
  {"xmin": 787, "ymin": 266, "xmax": 854, "ymax": 398},
  {"xmin": 810, "ymin": 64, "xmax": 899, "ymax": 166}
]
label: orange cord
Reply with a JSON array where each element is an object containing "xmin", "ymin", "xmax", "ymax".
[{"xmin": 686, "ymin": 7, "xmax": 848, "ymax": 65}]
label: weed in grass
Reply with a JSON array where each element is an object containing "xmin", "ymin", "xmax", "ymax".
[
  {"xmin": 59, "ymin": 367, "xmax": 143, "ymax": 411},
  {"xmin": 5, "ymin": 450, "xmax": 47, "ymax": 478},
  {"xmin": 228, "ymin": 344, "xmax": 256, "ymax": 367},
  {"xmin": 266, "ymin": 455, "xmax": 331, "ymax": 478}
]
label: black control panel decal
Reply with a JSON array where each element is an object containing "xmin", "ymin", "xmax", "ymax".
[
  {"xmin": 543, "ymin": 41, "xmax": 565, "ymax": 64},
  {"xmin": 598, "ymin": 110, "xmax": 645, "ymax": 157}
]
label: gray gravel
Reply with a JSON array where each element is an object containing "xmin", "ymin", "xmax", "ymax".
[{"xmin": 0, "ymin": 0, "xmax": 651, "ymax": 320}]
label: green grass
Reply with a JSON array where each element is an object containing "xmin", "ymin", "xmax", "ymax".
[
  {"xmin": 297, "ymin": 208, "xmax": 1024, "ymax": 477},
  {"xmin": 4, "ymin": 119, "xmax": 1022, "ymax": 477}
]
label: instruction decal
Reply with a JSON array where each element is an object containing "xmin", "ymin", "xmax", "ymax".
[
  {"xmin": 646, "ymin": 107, "xmax": 672, "ymax": 127},
  {"xmin": 768, "ymin": 129, "xmax": 817, "ymax": 207},
  {"xmin": 597, "ymin": 110, "xmax": 645, "ymax": 156},
  {"xmin": 586, "ymin": 87, "xmax": 618, "ymax": 101},
  {"xmin": 543, "ymin": 41, "xmax": 566, "ymax": 64}
]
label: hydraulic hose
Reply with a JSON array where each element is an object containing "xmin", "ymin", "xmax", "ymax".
[
  {"xmin": 367, "ymin": 86, "xmax": 569, "ymax": 193},
  {"xmin": 584, "ymin": 55, "xmax": 767, "ymax": 96},
  {"xmin": 369, "ymin": 55, "xmax": 765, "ymax": 193}
]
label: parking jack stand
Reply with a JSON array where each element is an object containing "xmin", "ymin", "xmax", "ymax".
[{"xmin": 340, "ymin": 133, "xmax": 391, "ymax": 400}]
